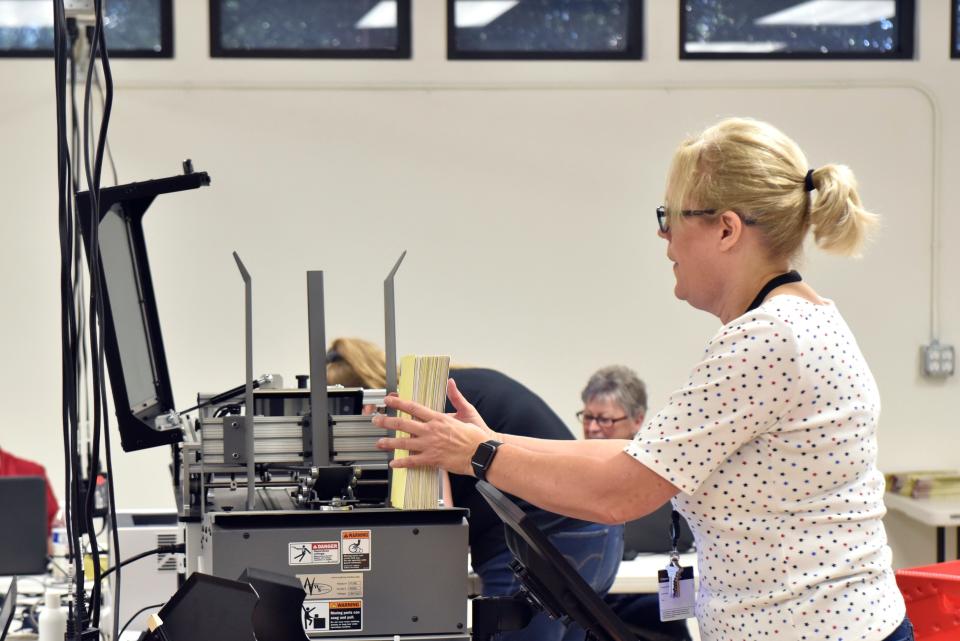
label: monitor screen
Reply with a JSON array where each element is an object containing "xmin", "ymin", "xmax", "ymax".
[{"xmin": 0, "ymin": 479, "xmax": 47, "ymax": 576}]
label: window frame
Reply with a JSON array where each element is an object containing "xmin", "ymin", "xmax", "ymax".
[
  {"xmin": 446, "ymin": 0, "xmax": 644, "ymax": 61},
  {"xmin": 0, "ymin": 0, "xmax": 174, "ymax": 59},
  {"xmin": 208, "ymin": 0, "xmax": 412, "ymax": 59},
  {"xmin": 952, "ymin": 0, "xmax": 959, "ymax": 59},
  {"xmin": 678, "ymin": 0, "xmax": 916, "ymax": 61}
]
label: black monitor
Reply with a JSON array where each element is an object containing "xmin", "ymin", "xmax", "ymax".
[
  {"xmin": 77, "ymin": 171, "xmax": 211, "ymax": 452},
  {"xmin": 154, "ymin": 572, "xmax": 258, "ymax": 641},
  {"xmin": 476, "ymin": 481, "xmax": 636, "ymax": 641},
  {"xmin": 0, "ymin": 576, "xmax": 16, "ymax": 641},
  {"xmin": 0, "ymin": 478, "xmax": 48, "ymax": 576}
]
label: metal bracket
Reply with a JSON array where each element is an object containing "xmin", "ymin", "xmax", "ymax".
[
  {"xmin": 307, "ymin": 271, "xmax": 330, "ymax": 467},
  {"xmin": 222, "ymin": 416, "xmax": 245, "ymax": 465},
  {"xmin": 233, "ymin": 251, "xmax": 256, "ymax": 510},
  {"xmin": 384, "ymin": 250, "xmax": 406, "ymax": 417}
]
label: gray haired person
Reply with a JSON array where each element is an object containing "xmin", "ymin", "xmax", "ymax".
[{"xmin": 578, "ymin": 366, "xmax": 647, "ymax": 440}]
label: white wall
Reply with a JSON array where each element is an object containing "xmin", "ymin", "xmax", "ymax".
[{"xmin": 0, "ymin": 1, "xmax": 956, "ymax": 569}]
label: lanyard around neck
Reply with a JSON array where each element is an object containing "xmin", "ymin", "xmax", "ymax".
[{"xmin": 744, "ymin": 271, "xmax": 802, "ymax": 314}]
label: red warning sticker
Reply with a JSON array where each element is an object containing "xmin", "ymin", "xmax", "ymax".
[{"xmin": 289, "ymin": 541, "xmax": 340, "ymax": 566}]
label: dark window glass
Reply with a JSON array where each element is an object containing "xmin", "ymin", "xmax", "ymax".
[
  {"xmin": 448, "ymin": 0, "xmax": 643, "ymax": 60},
  {"xmin": 210, "ymin": 0, "xmax": 411, "ymax": 58},
  {"xmin": 681, "ymin": 0, "xmax": 914, "ymax": 60},
  {"xmin": 0, "ymin": 0, "xmax": 173, "ymax": 58},
  {"xmin": 953, "ymin": 0, "xmax": 959, "ymax": 58}
]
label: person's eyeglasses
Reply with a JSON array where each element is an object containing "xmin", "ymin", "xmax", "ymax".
[
  {"xmin": 656, "ymin": 205, "xmax": 715, "ymax": 233},
  {"xmin": 576, "ymin": 410, "xmax": 628, "ymax": 428},
  {"xmin": 657, "ymin": 205, "xmax": 757, "ymax": 233}
]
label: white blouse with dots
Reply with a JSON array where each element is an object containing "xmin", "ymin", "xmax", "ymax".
[{"xmin": 625, "ymin": 295, "xmax": 905, "ymax": 641}]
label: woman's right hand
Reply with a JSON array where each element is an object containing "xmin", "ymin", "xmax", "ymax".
[{"xmin": 446, "ymin": 378, "xmax": 496, "ymax": 440}]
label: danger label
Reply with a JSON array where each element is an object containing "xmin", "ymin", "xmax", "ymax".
[
  {"xmin": 301, "ymin": 599, "xmax": 363, "ymax": 634},
  {"xmin": 289, "ymin": 541, "xmax": 340, "ymax": 566},
  {"xmin": 296, "ymin": 573, "xmax": 363, "ymax": 599},
  {"xmin": 340, "ymin": 530, "xmax": 371, "ymax": 571}
]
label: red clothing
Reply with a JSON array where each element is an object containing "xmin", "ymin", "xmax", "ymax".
[{"xmin": 0, "ymin": 448, "xmax": 59, "ymax": 533}]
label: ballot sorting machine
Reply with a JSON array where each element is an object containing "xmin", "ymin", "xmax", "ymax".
[{"xmin": 79, "ymin": 165, "xmax": 469, "ymax": 640}]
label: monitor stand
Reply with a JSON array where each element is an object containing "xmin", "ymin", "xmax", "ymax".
[{"xmin": 472, "ymin": 481, "xmax": 637, "ymax": 641}]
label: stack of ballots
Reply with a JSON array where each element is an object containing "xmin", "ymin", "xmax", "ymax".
[
  {"xmin": 887, "ymin": 470, "xmax": 960, "ymax": 499},
  {"xmin": 390, "ymin": 355, "xmax": 451, "ymax": 510}
]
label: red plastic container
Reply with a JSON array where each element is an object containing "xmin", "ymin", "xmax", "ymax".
[{"xmin": 896, "ymin": 560, "xmax": 960, "ymax": 640}]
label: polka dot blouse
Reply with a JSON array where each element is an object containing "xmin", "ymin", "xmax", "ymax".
[{"xmin": 625, "ymin": 295, "xmax": 905, "ymax": 641}]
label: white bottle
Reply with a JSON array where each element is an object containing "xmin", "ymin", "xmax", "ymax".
[{"xmin": 39, "ymin": 591, "xmax": 67, "ymax": 641}]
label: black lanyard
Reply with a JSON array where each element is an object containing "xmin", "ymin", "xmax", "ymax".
[
  {"xmin": 668, "ymin": 270, "xmax": 803, "ymax": 555},
  {"xmin": 669, "ymin": 508, "xmax": 681, "ymax": 557},
  {"xmin": 745, "ymin": 271, "xmax": 802, "ymax": 314}
]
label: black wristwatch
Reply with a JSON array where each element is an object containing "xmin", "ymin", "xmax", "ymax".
[{"xmin": 471, "ymin": 440, "xmax": 502, "ymax": 482}]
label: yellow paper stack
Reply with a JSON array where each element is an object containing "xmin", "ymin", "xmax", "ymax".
[
  {"xmin": 390, "ymin": 354, "xmax": 451, "ymax": 510},
  {"xmin": 887, "ymin": 470, "xmax": 960, "ymax": 499}
]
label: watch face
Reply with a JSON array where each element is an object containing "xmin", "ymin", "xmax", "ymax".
[
  {"xmin": 472, "ymin": 441, "xmax": 500, "ymax": 478},
  {"xmin": 473, "ymin": 443, "xmax": 495, "ymax": 468}
]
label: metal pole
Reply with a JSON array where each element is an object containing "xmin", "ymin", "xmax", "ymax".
[
  {"xmin": 384, "ymin": 251, "xmax": 406, "ymax": 416},
  {"xmin": 307, "ymin": 271, "xmax": 329, "ymax": 467},
  {"xmin": 232, "ymin": 252, "xmax": 256, "ymax": 511}
]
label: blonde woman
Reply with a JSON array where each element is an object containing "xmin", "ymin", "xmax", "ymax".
[
  {"xmin": 327, "ymin": 337, "xmax": 624, "ymax": 641},
  {"xmin": 374, "ymin": 118, "xmax": 912, "ymax": 641}
]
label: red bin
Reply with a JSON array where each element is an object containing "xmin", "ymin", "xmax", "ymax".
[{"xmin": 896, "ymin": 560, "xmax": 960, "ymax": 640}]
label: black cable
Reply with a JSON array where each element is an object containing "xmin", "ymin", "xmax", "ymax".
[
  {"xmin": 92, "ymin": 65, "xmax": 118, "ymax": 185},
  {"xmin": 79, "ymin": 0, "xmax": 116, "ymax": 628},
  {"xmin": 53, "ymin": 3, "xmax": 87, "ymax": 635},
  {"xmin": 100, "ymin": 544, "xmax": 185, "ymax": 581},
  {"xmin": 118, "ymin": 603, "xmax": 165, "ymax": 640},
  {"xmin": 91, "ymin": 7, "xmax": 120, "ymax": 633},
  {"xmin": 102, "ymin": 402, "xmax": 122, "ymax": 641}
]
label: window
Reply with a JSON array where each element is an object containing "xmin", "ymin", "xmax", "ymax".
[
  {"xmin": 210, "ymin": 0, "xmax": 411, "ymax": 59},
  {"xmin": 953, "ymin": 0, "xmax": 960, "ymax": 58},
  {"xmin": 447, "ymin": 0, "xmax": 643, "ymax": 60},
  {"xmin": 681, "ymin": 0, "xmax": 914, "ymax": 60},
  {"xmin": 0, "ymin": 0, "xmax": 174, "ymax": 58}
]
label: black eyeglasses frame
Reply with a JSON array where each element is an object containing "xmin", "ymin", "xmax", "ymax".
[
  {"xmin": 576, "ymin": 410, "xmax": 629, "ymax": 428},
  {"xmin": 656, "ymin": 205, "xmax": 756, "ymax": 233}
]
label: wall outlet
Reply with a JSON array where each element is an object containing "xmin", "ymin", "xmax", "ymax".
[
  {"xmin": 64, "ymin": 0, "xmax": 96, "ymax": 19},
  {"xmin": 922, "ymin": 341, "xmax": 955, "ymax": 378}
]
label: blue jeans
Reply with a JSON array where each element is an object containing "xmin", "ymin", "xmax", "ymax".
[
  {"xmin": 475, "ymin": 523, "xmax": 624, "ymax": 641},
  {"xmin": 882, "ymin": 618, "xmax": 914, "ymax": 641}
]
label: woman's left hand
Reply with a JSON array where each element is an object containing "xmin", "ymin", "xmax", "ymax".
[{"xmin": 372, "ymin": 395, "xmax": 489, "ymax": 476}]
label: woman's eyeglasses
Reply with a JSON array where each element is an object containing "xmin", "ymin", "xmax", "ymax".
[
  {"xmin": 656, "ymin": 205, "xmax": 716, "ymax": 233},
  {"xmin": 656, "ymin": 205, "xmax": 756, "ymax": 233},
  {"xmin": 576, "ymin": 410, "xmax": 628, "ymax": 428}
]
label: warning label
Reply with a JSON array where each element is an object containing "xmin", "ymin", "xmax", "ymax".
[
  {"xmin": 340, "ymin": 530, "xmax": 371, "ymax": 571},
  {"xmin": 302, "ymin": 599, "xmax": 363, "ymax": 634},
  {"xmin": 289, "ymin": 541, "xmax": 340, "ymax": 566},
  {"xmin": 296, "ymin": 573, "xmax": 363, "ymax": 600}
]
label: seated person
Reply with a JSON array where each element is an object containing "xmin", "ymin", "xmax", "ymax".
[
  {"xmin": 579, "ymin": 365, "xmax": 647, "ymax": 441},
  {"xmin": 0, "ymin": 447, "xmax": 59, "ymax": 535},
  {"xmin": 326, "ymin": 337, "xmax": 624, "ymax": 641},
  {"xmin": 579, "ymin": 366, "xmax": 692, "ymax": 641}
]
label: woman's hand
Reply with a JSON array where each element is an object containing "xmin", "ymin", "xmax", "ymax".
[
  {"xmin": 372, "ymin": 395, "xmax": 490, "ymax": 476},
  {"xmin": 446, "ymin": 378, "xmax": 496, "ymax": 440}
]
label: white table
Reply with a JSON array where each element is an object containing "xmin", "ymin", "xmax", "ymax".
[
  {"xmin": 610, "ymin": 552, "xmax": 698, "ymax": 594},
  {"xmin": 884, "ymin": 492, "xmax": 960, "ymax": 563}
]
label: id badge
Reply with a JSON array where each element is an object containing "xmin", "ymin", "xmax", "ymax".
[{"xmin": 657, "ymin": 564, "xmax": 695, "ymax": 622}]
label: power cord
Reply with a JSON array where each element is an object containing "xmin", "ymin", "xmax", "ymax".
[
  {"xmin": 117, "ymin": 603, "xmax": 165, "ymax": 640},
  {"xmin": 100, "ymin": 544, "xmax": 185, "ymax": 582}
]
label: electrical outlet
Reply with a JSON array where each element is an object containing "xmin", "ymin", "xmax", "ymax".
[
  {"xmin": 922, "ymin": 341, "xmax": 955, "ymax": 378},
  {"xmin": 64, "ymin": 0, "xmax": 96, "ymax": 19}
]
